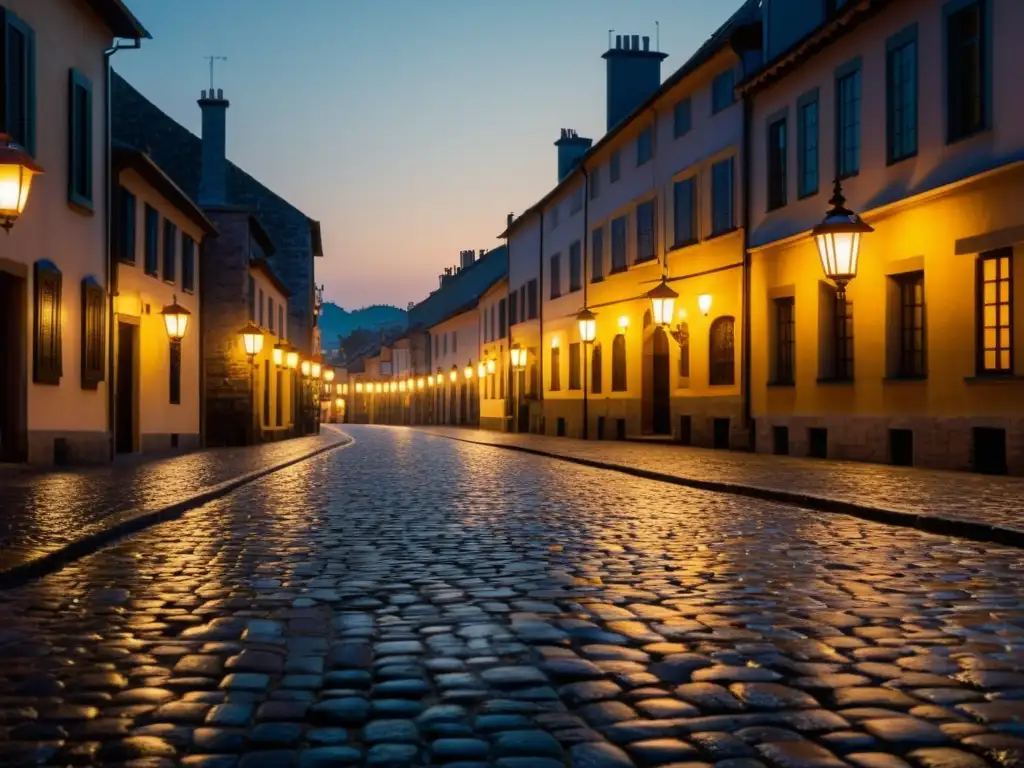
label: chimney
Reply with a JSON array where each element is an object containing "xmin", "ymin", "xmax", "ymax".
[
  {"xmin": 460, "ymin": 249, "xmax": 476, "ymax": 269},
  {"xmin": 602, "ymin": 32, "xmax": 668, "ymax": 131},
  {"xmin": 197, "ymin": 88, "xmax": 230, "ymax": 206},
  {"xmin": 507, "ymin": 212, "xmax": 514, "ymax": 228},
  {"xmin": 554, "ymin": 128, "xmax": 593, "ymax": 183}
]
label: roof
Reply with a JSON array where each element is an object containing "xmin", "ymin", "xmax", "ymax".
[
  {"xmin": 738, "ymin": 0, "xmax": 894, "ymax": 97},
  {"xmin": 499, "ymin": 0, "xmax": 761, "ymax": 239},
  {"xmin": 407, "ymin": 246, "xmax": 508, "ymax": 332},
  {"xmin": 250, "ymin": 257, "xmax": 292, "ymax": 299},
  {"xmin": 203, "ymin": 205, "xmax": 278, "ymax": 258},
  {"xmin": 113, "ymin": 143, "xmax": 216, "ymax": 236},
  {"xmin": 86, "ymin": 0, "xmax": 150, "ymax": 39}
]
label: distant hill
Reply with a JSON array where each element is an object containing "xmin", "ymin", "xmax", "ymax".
[{"xmin": 320, "ymin": 303, "xmax": 407, "ymax": 349}]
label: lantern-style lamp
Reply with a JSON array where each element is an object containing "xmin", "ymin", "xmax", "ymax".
[
  {"xmin": 618, "ymin": 315, "xmax": 630, "ymax": 331},
  {"xmin": 376, "ymin": 382, "xmax": 383, "ymax": 394},
  {"xmin": 300, "ymin": 359, "xmax": 311, "ymax": 377},
  {"xmin": 399, "ymin": 380, "xmax": 406, "ymax": 392},
  {"xmin": 697, "ymin": 294, "xmax": 713, "ymax": 317},
  {"xmin": 0, "ymin": 133, "xmax": 43, "ymax": 232},
  {"xmin": 355, "ymin": 382, "xmax": 363, "ymax": 393},
  {"xmin": 311, "ymin": 362, "xmax": 322, "ymax": 379},
  {"xmin": 160, "ymin": 295, "xmax": 191, "ymax": 341},
  {"xmin": 449, "ymin": 366, "xmax": 457, "ymax": 383},
  {"xmin": 648, "ymin": 278, "xmax": 679, "ymax": 327},
  {"xmin": 428, "ymin": 375, "xmax": 435, "ymax": 387},
  {"xmin": 510, "ymin": 344, "xmax": 526, "ymax": 370},
  {"xmin": 577, "ymin": 307, "xmax": 597, "ymax": 344},
  {"xmin": 477, "ymin": 361, "xmax": 486, "ymax": 378},
  {"xmin": 417, "ymin": 377, "xmax": 425, "ymax": 390},
  {"xmin": 464, "ymin": 361, "xmax": 474, "ymax": 380},
  {"xmin": 285, "ymin": 349, "xmax": 299, "ymax": 370},
  {"xmin": 239, "ymin": 322, "xmax": 265, "ymax": 360},
  {"xmin": 324, "ymin": 368, "xmax": 335, "ymax": 383},
  {"xmin": 812, "ymin": 178, "xmax": 873, "ymax": 299}
]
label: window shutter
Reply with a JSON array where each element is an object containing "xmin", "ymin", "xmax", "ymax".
[
  {"xmin": 68, "ymin": 69, "xmax": 93, "ymax": 208},
  {"xmin": 33, "ymin": 260, "xmax": 62, "ymax": 385},
  {"xmin": 80, "ymin": 277, "xmax": 105, "ymax": 389}
]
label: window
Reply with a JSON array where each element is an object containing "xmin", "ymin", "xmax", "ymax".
[
  {"xmin": 590, "ymin": 167, "xmax": 600, "ymax": 200},
  {"xmin": 673, "ymin": 178, "xmax": 696, "ymax": 247},
  {"xmin": 483, "ymin": 309, "xmax": 489, "ymax": 342},
  {"xmin": 276, "ymin": 370, "xmax": 283, "ymax": 426},
  {"xmin": 591, "ymin": 227, "xmax": 604, "ymax": 282},
  {"xmin": 116, "ymin": 187, "xmax": 137, "ymax": 264},
  {"xmin": 712, "ymin": 69, "xmax": 735, "ymax": 114},
  {"xmin": 163, "ymin": 219, "xmax": 177, "ymax": 283},
  {"xmin": 519, "ymin": 284, "xmax": 527, "ymax": 322},
  {"xmin": 774, "ymin": 298, "xmax": 795, "ymax": 385},
  {"xmin": 570, "ymin": 185, "xmax": 583, "ymax": 215},
  {"xmin": 709, "ymin": 316, "xmax": 735, "ymax": 386},
  {"xmin": 836, "ymin": 59, "xmax": 862, "ymax": 178},
  {"xmin": 443, "ymin": 333, "xmax": 448, "ymax": 356},
  {"xmin": 767, "ymin": 115, "xmax": 788, "ymax": 211},
  {"xmin": 946, "ymin": 0, "xmax": 989, "ymax": 142},
  {"xmin": 33, "ymin": 260, "xmax": 62, "ymax": 385},
  {"xmin": 636, "ymin": 200, "xmax": 656, "ymax": 263},
  {"xmin": 887, "ymin": 25, "xmax": 918, "ymax": 163},
  {"xmin": 711, "ymin": 158, "xmax": 735, "ymax": 235},
  {"xmin": 977, "ymin": 248, "xmax": 1012, "ymax": 374},
  {"xmin": 674, "ymin": 98, "xmax": 692, "ymax": 137},
  {"xmin": 268, "ymin": 297, "xmax": 275, "ymax": 332},
  {"xmin": 434, "ymin": 335, "xmax": 439, "ymax": 359},
  {"xmin": 550, "ymin": 253, "xmax": 561, "ymax": 299},
  {"xmin": 490, "ymin": 305, "xmax": 496, "ymax": 342},
  {"xmin": 527, "ymin": 280, "xmax": 538, "ymax": 319},
  {"xmin": 895, "ymin": 271, "xmax": 926, "ymax": 377},
  {"xmin": 509, "ymin": 291, "xmax": 519, "ymax": 327},
  {"xmin": 569, "ymin": 241, "xmax": 582, "ymax": 292},
  {"xmin": 498, "ymin": 298, "xmax": 507, "ymax": 337},
  {"xmin": 258, "ymin": 288, "xmax": 264, "ymax": 326},
  {"xmin": 677, "ymin": 323, "xmax": 690, "ymax": 378},
  {"xmin": 591, "ymin": 344, "xmax": 603, "ymax": 394},
  {"xmin": 68, "ymin": 70, "xmax": 93, "ymax": 208},
  {"xmin": 2, "ymin": 10, "xmax": 36, "ymax": 155},
  {"xmin": 568, "ymin": 342, "xmax": 581, "ymax": 390},
  {"xmin": 81, "ymin": 277, "xmax": 104, "ymax": 389},
  {"xmin": 279, "ymin": 306, "xmax": 284, "ymax": 339},
  {"xmin": 797, "ymin": 90, "xmax": 819, "ymax": 198},
  {"xmin": 610, "ymin": 151, "xmax": 621, "ymax": 183},
  {"xmin": 182, "ymin": 235, "xmax": 196, "ymax": 293},
  {"xmin": 247, "ymin": 274, "xmax": 255, "ymax": 321},
  {"xmin": 144, "ymin": 205, "xmax": 159, "ymax": 276},
  {"xmin": 637, "ymin": 127, "xmax": 653, "ymax": 166},
  {"xmin": 611, "ymin": 216, "xmax": 627, "ymax": 273},
  {"xmin": 612, "ymin": 335, "xmax": 627, "ymax": 391},
  {"xmin": 550, "ymin": 345, "xmax": 561, "ymax": 391},
  {"xmin": 452, "ymin": 331, "xmax": 457, "ymax": 354},
  {"xmin": 833, "ymin": 295, "xmax": 855, "ymax": 380},
  {"xmin": 170, "ymin": 342, "xmax": 182, "ymax": 405}
]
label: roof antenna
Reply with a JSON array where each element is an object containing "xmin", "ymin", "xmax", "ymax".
[
  {"xmin": 204, "ymin": 55, "xmax": 227, "ymax": 91},
  {"xmin": 655, "ymin": 21, "xmax": 660, "ymax": 52},
  {"xmin": 608, "ymin": 29, "xmax": 614, "ymax": 49}
]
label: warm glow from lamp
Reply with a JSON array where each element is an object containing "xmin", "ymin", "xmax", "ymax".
[
  {"xmin": 399, "ymin": 380, "xmax": 406, "ymax": 392},
  {"xmin": 335, "ymin": 397, "xmax": 343, "ymax": 407},
  {"xmin": 300, "ymin": 359, "xmax": 311, "ymax": 377},
  {"xmin": 160, "ymin": 295, "xmax": 191, "ymax": 341},
  {"xmin": 428, "ymin": 375, "xmax": 435, "ymax": 387},
  {"xmin": 324, "ymin": 368, "xmax": 335, "ymax": 383},
  {"xmin": 464, "ymin": 363, "xmax": 473, "ymax": 380},
  {"xmin": 477, "ymin": 361, "xmax": 486, "ymax": 378},
  {"xmin": 576, "ymin": 307, "xmax": 597, "ymax": 343},
  {"xmin": 487, "ymin": 358, "xmax": 496, "ymax": 374},
  {"xmin": 510, "ymin": 344, "xmax": 526, "ymax": 369},
  {"xmin": 355, "ymin": 382, "xmax": 363, "ymax": 393},
  {"xmin": 272, "ymin": 344, "xmax": 285, "ymax": 366},
  {"xmin": 697, "ymin": 294, "xmax": 713, "ymax": 317},
  {"xmin": 376, "ymin": 382, "xmax": 383, "ymax": 394},
  {"xmin": 648, "ymin": 278, "xmax": 678, "ymax": 327},
  {"xmin": 618, "ymin": 315, "xmax": 630, "ymax": 331},
  {"xmin": 551, "ymin": 336, "xmax": 560, "ymax": 349},
  {"xmin": 286, "ymin": 350, "xmax": 299, "ymax": 369},
  {"xmin": 417, "ymin": 378, "xmax": 425, "ymax": 390},
  {"xmin": 812, "ymin": 178, "xmax": 873, "ymax": 298},
  {"xmin": 342, "ymin": 383, "xmax": 349, "ymax": 395},
  {"xmin": 449, "ymin": 367, "xmax": 457, "ymax": 383},
  {"xmin": 0, "ymin": 133, "xmax": 43, "ymax": 231},
  {"xmin": 239, "ymin": 322, "xmax": 265, "ymax": 357},
  {"xmin": 311, "ymin": 362, "xmax": 322, "ymax": 379},
  {"xmin": 336, "ymin": 383, "xmax": 343, "ymax": 394}
]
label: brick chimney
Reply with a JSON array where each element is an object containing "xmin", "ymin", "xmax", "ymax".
[
  {"xmin": 602, "ymin": 34, "xmax": 668, "ymax": 131},
  {"xmin": 197, "ymin": 88, "xmax": 230, "ymax": 206},
  {"xmin": 555, "ymin": 128, "xmax": 593, "ymax": 183}
]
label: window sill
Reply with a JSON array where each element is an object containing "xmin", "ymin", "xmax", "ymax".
[
  {"xmin": 68, "ymin": 196, "xmax": 94, "ymax": 216},
  {"xmin": 964, "ymin": 374, "xmax": 1024, "ymax": 384},
  {"xmin": 633, "ymin": 256, "xmax": 658, "ymax": 266},
  {"xmin": 144, "ymin": 270, "xmax": 160, "ymax": 279},
  {"xmin": 946, "ymin": 125, "xmax": 991, "ymax": 147},
  {"xmin": 708, "ymin": 226, "xmax": 739, "ymax": 241},
  {"xmin": 883, "ymin": 375, "xmax": 928, "ymax": 384},
  {"xmin": 668, "ymin": 239, "xmax": 699, "ymax": 253},
  {"xmin": 163, "ymin": 278, "xmax": 176, "ymax": 286},
  {"xmin": 609, "ymin": 266, "xmax": 628, "ymax": 276},
  {"xmin": 118, "ymin": 258, "xmax": 137, "ymax": 267},
  {"xmin": 886, "ymin": 149, "xmax": 918, "ymax": 167},
  {"xmin": 816, "ymin": 377, "xmax": 854, "ymax": 385},
  {"xmin": 767, "ymin": 380, "xmax": 795, "ymax": 388},
  {"xmin": 766, "ymin": 201, "xmax": 787, "ymax": 213},
  {"xmin": 797, "ymin": 188, "xmax": 819, "ymax": 201},
  {"xmin": 182, "ymin": 287, "xmax": 195, "ymax": 295},
  {"xmin": 837, "ymin": 171, "xmax": 860, "ymax": 182},
  {"xmin": 591, "ymin": 276, "xmax": 605, "ymax": 284}
]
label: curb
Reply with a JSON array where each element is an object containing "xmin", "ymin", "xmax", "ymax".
[
  {"xmin": 422, "ymin": 430, "xmax": 1024, "ymax": 549},
  {"xmin": 0, "ymin": 433, "xmax": 355, "ymax": 589}
]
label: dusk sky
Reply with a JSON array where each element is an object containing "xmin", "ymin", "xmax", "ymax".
[{"xmin": 115, "ymin": 0, "xmax": 739, "ymax": 310}]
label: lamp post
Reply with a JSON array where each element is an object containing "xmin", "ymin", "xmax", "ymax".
[
  {"xmin": 510, "ymin": 343, "xmax": 527, "ymax": 433},
  {"xmin": 160, "ymin": 295, "xmax": 191, "ymax": 342},
  {"xmin": 239, "ymin": 322, "xmax": 265, "ymax": 444},
  {"xmin": 0, "ymin": 133, "xmax": 43, "ymax": 232},
  {"xmin": 813, "ymin": 178, "xmax": 873, "ymax": 300},
  {"xmin": 577, "ymin": 308, "xmax": 597, "ymax": 440},
  {"xmin": 285, "ymin": 346, "xmax": 298, "ymax": 433}
]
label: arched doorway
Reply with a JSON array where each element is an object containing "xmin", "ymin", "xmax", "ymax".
[{"xmin": 642, "ymin": 310, "xmax": 671, "ymax": 435}]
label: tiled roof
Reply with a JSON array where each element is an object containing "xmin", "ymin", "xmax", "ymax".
[
  {"xmin": 407, "ymin": 247, "xmax": 508, "ymax": 333},
  {"xmin": 85, "ymin": 0, "xmax": 150, "ymax": 39}
]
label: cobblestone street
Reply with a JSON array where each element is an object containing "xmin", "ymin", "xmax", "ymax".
[{"xmin": 1, "ymin": 425, "xmax": 1023, "ymax": 767}]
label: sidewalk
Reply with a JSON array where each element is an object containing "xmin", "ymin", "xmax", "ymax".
[
  {"xmin": 0, "ymin": 426, "xmax": 351, "ymax": 583},
  {"xmin": 418, "ymin": 426, "xmax": 1024, "ymax": 541}
]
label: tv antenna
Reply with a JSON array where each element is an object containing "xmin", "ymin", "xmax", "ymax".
[{"xmin": 205, "ymin": 55, "xmax": 227, "ymax": 91}]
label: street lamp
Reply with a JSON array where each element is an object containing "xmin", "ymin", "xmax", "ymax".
[
  {"xmin": 0, "ymin": 133, "xmax": 43, "ymax": 232},
  {"xmin": 311, "ymin": 361, "xmax": 322, "ymax": 379},
  {"xmin": 576, "ymin": 308, "xmax": 597, "ymax": 440},
  {"xmin": 323, "ymin": 368, "xmax": 335, "ymax": 383},
  {"xmin": 272, "ymin": 342, "xmax": 287, "ymax": 367},
  {"xmin": 300, "ymin": 359, "xmax": 311, "ymax": 377},
  {"xmin": 697, "ymin": 294, "xmax": 713, "ymax": 317},
  {"xmin": 428, "ymin": 375, "xmax": 435, "ymax": 387},
  {"xmin": 285, "ymin": 349, "xmax": 299, "ymax": 370},
  {"xmin": 487, "ymin": 358, "xmax": 496, "ymax": 375},
  {"xmin": 648, "ymin": 278, "xmax": 679, "ymax": 327},
  {"xmin": 510, "ymin": 344, "xmax": 526, "ymax": 370},
  {"xmin": 812, "ymin": 178, "xmax": 873, "ymax": 299},
  {"xmin": 510, "ymin": 344, "xmax": 528, "ymax": 433},
  {"xmin": 160, "ymin": 295, "xmax": 191, "ymax": 341},
  {"xmin": 238, "ymin": 322, "xmax": 264, "ymax": 444},
  {"xmin": 449, "ymin": 366, "xmax": 457, "ymax": 383},
  {"xmin": 355, "ymin": 382, "xmax": 363, "ymax": 393}
]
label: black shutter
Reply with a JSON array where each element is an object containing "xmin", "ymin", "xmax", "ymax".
[
  {"xmin": 80, "ymin": 277, "xmax": 105, "ymax": 389},
  {"xmin": 33, "ymin": 260, "xmax": 62, "ymax": 385}
]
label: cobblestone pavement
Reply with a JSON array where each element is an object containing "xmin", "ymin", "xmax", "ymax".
[
  {"xmin": 0, "ymin": 427, "xmax": 347, "ymax": 574},
  {"xmin": 2, "ymin": 425, "xmax": 1024, "ymax": 767},
  {"xmin": 419, "ymin": 427, "xmax": 1024, "ymax": 534}
]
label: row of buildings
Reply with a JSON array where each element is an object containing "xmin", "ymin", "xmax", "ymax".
[
  {"xmin": 0, "ymin": 0, "xmax": 325, "ymax": 465},
  {"xmin": 343, "ymin": 0, "xmax": 1024, "ymax": 476}
]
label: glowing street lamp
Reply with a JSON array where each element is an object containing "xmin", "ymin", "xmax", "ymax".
[
  {"xmin": 648, "ymin": 278, "xmax": 679, "ymax": 327},
  {"xmin": 618, "ymin": 315, "xmax": 630, "ymax": 331},
  {"xmin": 577, "ymin": 307, "xmax": 597, "ymax": 344},
  {"xmin": 697, "ymin": 294, "xmax": 713, "ymax": 317},
  {"xmin": 239, "ymin": 322, "xmax": 265, "ymax": 361},
  {"xmin": 486, "ymin": 358, "xmax": 496, "ymax": 375},
  {"xmin": 399, "ymin": 380, "xmax": 407, "ymax": 392},
  {"xmin": 464, "ymin": 361, "xmax": 474, "ymax": 380},
  {"xmin": 449, "ymin": 366, "xmax": 457, "ymax": 383},
  {"xmin": 323, "ymin": 368, "xmax": 335, "ymax": 383},
  {"xmin": 510, "ymin": 344, "xmax": 527, "ymax": 370},
  {"xmin": 0, "ymin": 133, "xmax": 43, "ymax": 232},
  {"xmin": 812, "ymin": 178, "xmax": 873, "ymax": 299},
  {"xmin": 285, "ymin": 348, "xmax": 299, "ymax": 370},
  {"xmin": 355, "ymin": 382, "xmax": 363, "ymax": 393},
  {"xmin": 300, "ymin": 359, "xmax": 311, "ymax": 377},
  {"xmin": 272, "ymin": 342, "xmax": 287, "ymax": 367},
  {"xmin": 428, "ymin": 375, "xmax": 435, "ymax": 387},
  {"xmin": 417, "ymin": 377, "xmax": 425, "ymax": 390},
  {"xmin": 311, "ymin": 361, "xmax": 322, "ymax": 379},
  {"xmin": 477, "ymin": 361, "xmax": 486, "ymax": 379},
  {"xmin": 160, "ymin": 295, "xmax": 191, "ymax": 341}
]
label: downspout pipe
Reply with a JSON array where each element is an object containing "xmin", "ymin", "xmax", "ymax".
[
  {"xmin": 579, "ymin": 165, "xmax": 589, "ymax": 440},
  {"xmin": 537, "ymin": 207, "xmax": 544, "ymax": 417},
  {"xmin": 741, "ymin": 91, "xmax": 753, "ymax": 443},
  {"xmin": 104, "ymin": 38, "xmax": 142, "ymax": 461}
]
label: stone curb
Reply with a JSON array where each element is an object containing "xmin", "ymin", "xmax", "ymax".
[
  {"xmin": 0, "ymin": 432, "xmax": 356, "ymax": 590},
  {"xmin": 423, "ymin": 430, "xmax": 1024, "ymax": 549}
]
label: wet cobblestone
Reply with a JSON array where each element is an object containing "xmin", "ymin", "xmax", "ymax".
[
  {"xmin": 419, "ymin": 427, "xmax": 1024, "ymax": 534},
  {"xmin": 0, "ymin": 427, "xmax": 348, "ymax": 573},
  {"xmin": 0, "ymin": 425, "xmax": 1023, "ymax": 766}
]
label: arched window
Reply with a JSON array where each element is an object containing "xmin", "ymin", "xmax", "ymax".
[
  {"xmin": 677, "ymin": 322, "xmax": 690, "ymax": 378},
  {"xmin": 612, "ymin": 334, "xmax": 627, "ymax": 391},
  {"xmin": 709, "ymin": 316, "xmax": 735, "ymax": 386},
  {"xmin": 591, "ymin": 344, "xmax": 603, "ymax": 394}
]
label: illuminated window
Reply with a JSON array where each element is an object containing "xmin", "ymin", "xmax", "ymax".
[
  {"xmin": 709, "ymin": 316, "xmax": 735, "ymax": 386},
  {"xmin": 894, "ymin": 271, "xmax": 926, "ymax": 377},
  {"xmin": 977, "ymin": 248, "xmax": 1012, "ymax": 374},
  {"xmin": 773, "ymin": 298, "xmax": 795, "ymax": 385}
]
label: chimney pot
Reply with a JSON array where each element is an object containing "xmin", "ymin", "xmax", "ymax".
[
  {"xmin": 615, "ymin": 34, "xmax": 622, "ymax": 49},
  {"xmin": 631, "ymin": 34, "xmax": 640, "ymax": 50},
  {"xmin": 217, "ymin": 88, "xmax": 223, "ymax": 99},
  {"xmin": 643, "ymin": 35, "xmax": 650, "ymax": 51},
  {"xmin": 507, "ymin": 212, "xmax": 514, "ymax": 227}
]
